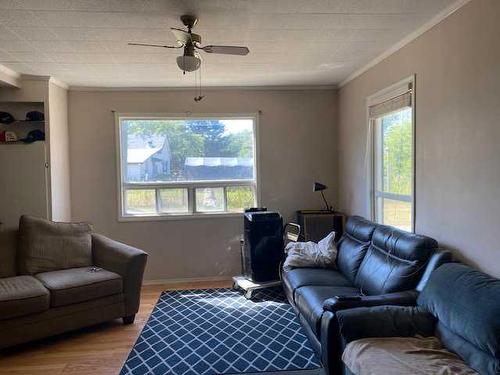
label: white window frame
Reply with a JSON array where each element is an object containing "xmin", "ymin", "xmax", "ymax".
[
  {"xmin": 366, "ymin": 75, "xmax": 416, "ymax": 232},
  {"xmin": 115, "ymin": 113, "xmax": 260, "ymax": 221}
]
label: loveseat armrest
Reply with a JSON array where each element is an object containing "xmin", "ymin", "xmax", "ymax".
[
  {"xmin": 336, "ymin": 305, "xmax": 436, "ymax": 344},
  {"xmin": 323, "ymin": 290, "xmax": 418, "ymax": 313},
  {"xmin": 92, "ymin": 234, "xmax": 148, "ymax": 316}
]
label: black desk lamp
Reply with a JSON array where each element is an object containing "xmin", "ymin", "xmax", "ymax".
[{"xmin": 314, "ymin": 182, "xmax": 332, "ymax": 211}]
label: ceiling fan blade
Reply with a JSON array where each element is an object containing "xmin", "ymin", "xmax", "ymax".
[
  {"xmin": 170, "ymin": 27, "xmax": 191, "ymax": 44},
  {"xmin": 201, "ymin": 45, "xmax": 249, "ymax": 55},
  {"xmin": 128, "ymin": 42, "xmax": 180, "ymax": 49}
]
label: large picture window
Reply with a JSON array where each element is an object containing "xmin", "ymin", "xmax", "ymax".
[
  {"xmin": 116, "ymin": 115, "xmax": 258, "ymax": 219},
  {"xmin": 369, "ymin": 77, "xmax": 414, "ymax": 231}
]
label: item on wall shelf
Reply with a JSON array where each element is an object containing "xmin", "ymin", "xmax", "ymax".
[
  {"xmin": 21, "ymin": 129, "xmax": 45, "ymax": 143},
  {"xmin": 4, "ymin": 131, "xmax": 17, "ymax": 142},
  {"xmin": 0, "ymin": 112, "xmax": 15, "ymax": 124},
  {"xmin": 25, "ymin": 111, "xmax": 44, "ymax": 122},
  {"xmin": 313, "ymin": 181, "xmax": 333, "ymax": 211}
]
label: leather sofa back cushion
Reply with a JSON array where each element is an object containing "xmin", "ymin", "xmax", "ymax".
[
  {"xmin": 18, "ymin": 215, "xmax": 93, "ymax": 275},
  {"xmin": 355, "ymin": 226, "xmax": 437, "ymax": 295},
  {"xmin": 418, "ymin": 263, "xmax": 500, "ymax": 374},
  {"xmin": 336, "ymin": 216, "xmax": 377, "ymax": 283}
]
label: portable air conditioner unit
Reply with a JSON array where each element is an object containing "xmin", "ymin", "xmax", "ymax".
[{"xmin": 242, "ymin": 211, "xmax": 284, "ymax": 282}]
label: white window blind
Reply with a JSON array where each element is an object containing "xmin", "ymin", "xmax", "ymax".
[{"xmin": 369, "ymin": 91, "xmax": 412, "ymax": 119}]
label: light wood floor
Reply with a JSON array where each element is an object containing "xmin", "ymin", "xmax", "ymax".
[{"xmin": 0, "ymin": 280, "xmax": 232, "ymax": 375}]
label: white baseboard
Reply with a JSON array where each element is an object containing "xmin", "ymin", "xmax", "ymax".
[{"xmin": 143, "ymin": 275, "xmax": 234, "ymax": 286}]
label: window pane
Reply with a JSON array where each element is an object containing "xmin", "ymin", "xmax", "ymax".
[
  {"xmin": 195, "ymin": 187, "xmax": 224, "ymax": 212},
  {"xmin": 226, "ymin": 186, "xmax": 255, "ymax": 212},
  {"xmin": 125, "ymin": 189, "xmax": 156, "ymax": 215},
  {"xmin": 159, "ymin": 188, "xmax": 188, "ymax": 213},
  {"xmin": 121, "ymin": 118, "xmax": 255, "ymax": 183},
  {"xmin": 379, "ymin": 198, "xmax": 412, "ymax": 232},
  {"xmin": 381, "ymin": 108, "xmax": 412, "ymax": 195}
]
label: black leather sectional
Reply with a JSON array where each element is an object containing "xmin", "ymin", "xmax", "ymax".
[{"xmin": 282, "ymin": 216, "xmax": 451, "ymax": 374}]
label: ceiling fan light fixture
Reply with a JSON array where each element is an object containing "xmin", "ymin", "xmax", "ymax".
[{"xmin": 176, "ymin": 54, "xmax": 201, "ymax": 72}]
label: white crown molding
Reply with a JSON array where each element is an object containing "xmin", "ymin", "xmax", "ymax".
[
  {"xmin": 49, "ymin": 77, "xmax": 69, "ymax": 90},
  {"xmin": 20, "ymin": 74, "xmax": 69, "ymax": 90},
  {"xmin": 69, "ymin": 84, "xmax": 337, "ymax": 92},
  {"xmin": 339, "ymin": 0, "xmax": 472, "ymax": 88},
  {"xmin": 0, "ymin": 64, "xmax": 21, "ymax": 88},
  {"xmin": 143, "ymin": 275, "xmax": 233, "ymax": 286}
]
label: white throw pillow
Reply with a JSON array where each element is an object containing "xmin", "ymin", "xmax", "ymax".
[{"xmin": 283, "ymin": 231, "xmax": 337, "ymax": 271}]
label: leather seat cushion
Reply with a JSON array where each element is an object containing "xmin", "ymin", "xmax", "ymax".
[
  {"xmin": 0, "ymin": 276, "xmax": 50, "ymax": 320},
  {"xmin": 283, "ymin": 268, "xmax": 353, "ymax": 302},
  {"xmin": 35, "ymin": 267, "xmax": 122, "ymax": 307},
  {"xmin": 342, "ymin": 336, "xmax": 477, "ymax": 375},
  {"xmin": 295, "ymin": 285, "xmax": 360, "ymax": 337}
]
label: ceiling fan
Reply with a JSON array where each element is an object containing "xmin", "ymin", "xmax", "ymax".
[{"xmin": 128, "ymin": 15, "xmax": 250, "ymax": 74}]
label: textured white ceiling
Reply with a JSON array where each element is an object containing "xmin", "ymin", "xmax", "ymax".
[{"xmin": 0, "ymin": 0, "xmax": 457, "ymax": 88}]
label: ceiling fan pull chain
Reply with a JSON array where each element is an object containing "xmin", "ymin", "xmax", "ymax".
[{"xmin": 194, "ymin": 64, "xmax": 204, "ymax": 102}]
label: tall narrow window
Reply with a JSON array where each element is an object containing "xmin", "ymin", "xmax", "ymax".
[{"xmin": 369, "ymin": 78, "xmax": 414, "ymax": 231}]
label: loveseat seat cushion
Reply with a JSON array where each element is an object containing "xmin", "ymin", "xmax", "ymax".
[
  {"xmin": 283, "ymin": 268, "xmax": 353, "ymax": 303},
  {"xmin": 0, "ymin": 275, "xmax": 49, "ymax": 319},
  {"xmin": 295, "ymin": 285, "xmax": 360, "ymax": 337},
  {"xmin": 354, "ymin": 226, "xmax": 437, "ymax": 295},
  {"xmin": 418, "ymin": 263, "xmax": 500, "ymax": 375},
  {"xmin": 336, "ymin": 216, "xmax": 377, "ymax": 283},
  {"xmin": 35, "ymin": 267, "xmax": 123, "ymax": 307}
]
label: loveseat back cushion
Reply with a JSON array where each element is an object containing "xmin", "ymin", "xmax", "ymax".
[
  {"xmin": 354, "ymin": 226, "xmax": 437, "ymax": 295},
  {"xmin": 18, "ymin": 215, "xmax": 93, "ymax": 275},
  {"xmin": 336, "ymin": 216, "xmax": 377, "ymax": 283},
  {"xmin": 0, "ymin": 230, "xmax": 17, "ymax": 278},
  {"xmin": 418, "ymin": 263, "xmax": 500, "ymax": 375}
]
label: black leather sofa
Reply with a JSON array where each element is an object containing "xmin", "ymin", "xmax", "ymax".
[
  {"xmin": 282, "ymin": 216, "xmax": 451, "ymax": 374},
  {"xmin": 335, "ymin": 263, "xmax": 500, "ymax": 375}
]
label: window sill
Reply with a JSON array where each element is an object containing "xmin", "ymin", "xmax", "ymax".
[{"xmin": 118, "ymin": 212, "xmax": 244, "ymax": 222}]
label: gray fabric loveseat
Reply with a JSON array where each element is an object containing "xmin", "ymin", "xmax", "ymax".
[{"xmin": 0, "ymin": 215, "xmax": 147, "ymax": 349}]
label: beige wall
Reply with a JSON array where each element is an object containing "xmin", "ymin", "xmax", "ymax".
[
  {"xmin": 68, "ymin": 89, "xmax": 337, "ymax": 280},
  {"xmin": 337, "ymin": 0, "xmax": 500, "ymax": 277}
]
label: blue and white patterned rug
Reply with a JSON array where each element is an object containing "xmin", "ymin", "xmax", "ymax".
[{"xmin": 120, "ymin": 287, "xmax": 321, "ymax": 375}]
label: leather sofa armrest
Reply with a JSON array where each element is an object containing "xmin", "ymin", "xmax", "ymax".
[
  {"xmin": 92, "ymin": 234, "xmax": 148, "ymax": 316},
  {"xmin": 323, "ymin": 290, "xmax": 418, "ymax": 312},
  {"xmin": 336, "ymin": 305, "xmax": 436, "ymax": 344},
  {"xmin": 416, "ymin": 249, "xmax": 453, "ymax": 292}
]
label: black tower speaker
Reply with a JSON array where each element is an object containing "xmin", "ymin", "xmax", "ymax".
[{"xmin": 243, "ymin": 211, "xmax": 284, "ymax": 282}]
